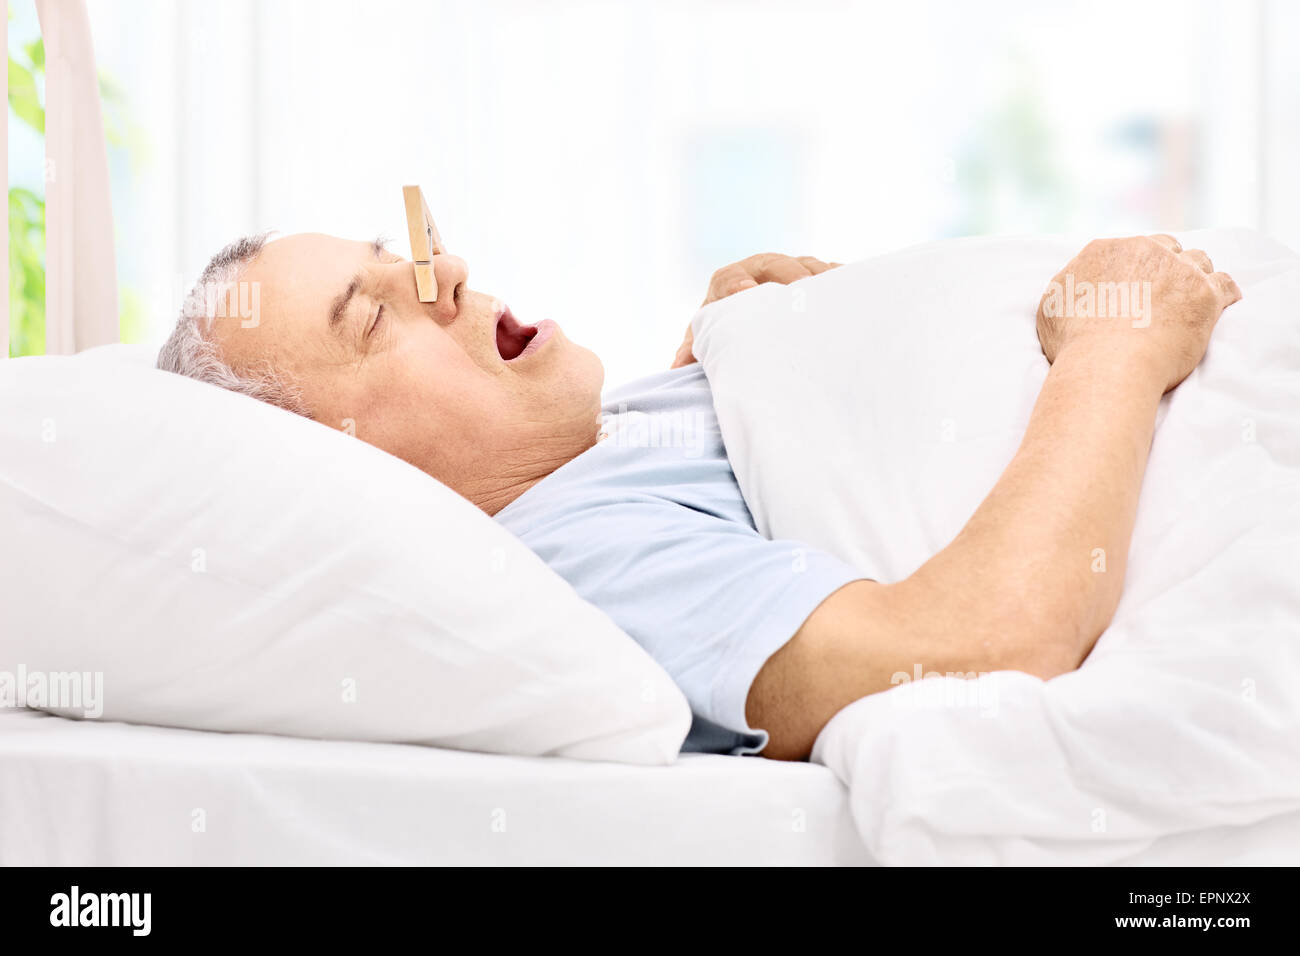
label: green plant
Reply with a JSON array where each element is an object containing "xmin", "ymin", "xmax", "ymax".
[
  {"xmin": 7, "ymin": 30, "xmax": 143, "ymax": 356},
  {"xmin": 8, "ymin": 35, "xmax": 45, "ymax": 356}
]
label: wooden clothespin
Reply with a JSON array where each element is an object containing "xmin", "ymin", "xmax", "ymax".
[{"xmin": 402, "ymin": 185, "xmax": 446, "ymax": 302}]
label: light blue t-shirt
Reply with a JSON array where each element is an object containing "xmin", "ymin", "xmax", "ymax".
[{"xmin": 495, "ymin": 364, "xmax": 862, "ymax": 755}]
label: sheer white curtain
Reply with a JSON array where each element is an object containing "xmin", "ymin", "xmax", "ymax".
[
  {"xmin": 32, "ymin": 0, "xmax": 118, "ymax": 353},
  {"xmin": 88, "ymin": 0, "xmax": 1296, "ymax": 385}
]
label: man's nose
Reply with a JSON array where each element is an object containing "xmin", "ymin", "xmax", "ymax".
[{"xmin": 425, "ymin": 254, "xmax": 469, "ymax": 322}]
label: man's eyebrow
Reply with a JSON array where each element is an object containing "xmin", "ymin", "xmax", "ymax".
[{"xmin": 328, "ymin": 274, "xmax": 363, "ymax": 333}]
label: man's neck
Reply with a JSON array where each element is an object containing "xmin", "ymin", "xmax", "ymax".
[{"xmin": 467, "ymin": 420, "xmax": 600, "ymax": 516}]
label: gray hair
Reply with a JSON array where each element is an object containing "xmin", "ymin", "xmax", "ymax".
[{"xmin": 156, "ymin": 233, "xmax": 311, "ymax": 418}]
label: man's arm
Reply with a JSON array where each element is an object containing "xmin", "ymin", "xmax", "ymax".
[{"xmin": 748, "ymin": 234, "xmax": 1242, "ymax": 760}]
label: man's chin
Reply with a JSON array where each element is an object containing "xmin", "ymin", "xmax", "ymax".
[
  {"xmin": 575, "ymin": 342, "xmax": 604, "ymax": 394},
  {"xmin": 550, "ymin": 343, "xmax": 604, "ymax": 416}
]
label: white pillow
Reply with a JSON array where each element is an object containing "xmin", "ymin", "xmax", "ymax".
[
  {"xmin": 0, "ymin": 348, "xmax": 691, "ymax": 764},
  {"xmin": 692, "ymin": 228, "xmax": 1300, "ymax": 861}
]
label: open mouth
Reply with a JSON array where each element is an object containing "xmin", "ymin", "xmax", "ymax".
[{"xmin": 495, "ymin": 306, "xmax": 538, "ymax": 361}]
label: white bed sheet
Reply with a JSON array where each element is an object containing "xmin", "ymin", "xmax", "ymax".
[
  {"xmin": 695, "ymin": 228, "xmax": 1300, "ymax": 864},
  {"xmin": 5, "ymin": 708, "xmax": 1295, "ymax": 865},
  {"xmin": 0, "ymin": 709, "xmax": 871, "ymax": 866}
]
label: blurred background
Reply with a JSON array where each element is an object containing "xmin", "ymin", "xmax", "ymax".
[{"xmin": 8, "ymin": 0, "xmax": 1299, "ymax": 384}]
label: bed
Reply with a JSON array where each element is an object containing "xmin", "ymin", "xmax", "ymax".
[
  {"xmin": 0, "ymin": 708, "xmax": 870, "ymax": 866},
  {"xmin": 8, "ymin": 707, "xmax": 1300, "ymax": 865}
]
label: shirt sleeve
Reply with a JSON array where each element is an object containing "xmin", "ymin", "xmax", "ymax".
[{"xmin": 502, "ymin": 495, "xmax": 863, "ymax": 754}]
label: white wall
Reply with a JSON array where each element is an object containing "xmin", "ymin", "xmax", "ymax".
[{"xmin": 85, "ymin": 0, "xmax": 1298, "ymax": 387}]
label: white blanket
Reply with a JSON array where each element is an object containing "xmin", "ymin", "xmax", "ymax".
[{"xmin": 692, "ymin": 228, "xmax": 1300, "ymax": 864}]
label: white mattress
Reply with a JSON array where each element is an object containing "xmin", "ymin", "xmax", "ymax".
[
  {"xmin": 0, "ymin": 709, "xmax": 872, "ymax": 866},
  {"xmin": 6, "ymin": 708, "xmax": 1294, "ymax": 865}
]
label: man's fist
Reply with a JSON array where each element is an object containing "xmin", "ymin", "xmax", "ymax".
[
  {"xmin": 1036, "ymin": 234, "xmax": 1242, "ymax": 393},
  {"xmin": 701, "ymin": 253, "xmax": 840, "ymax": 306},
  {"xmin": 673, "ymin": 253, "xmax": 840, "ymax": 368}
]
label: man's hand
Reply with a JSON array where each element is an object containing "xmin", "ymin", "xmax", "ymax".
[
  {"xmin": 1037, "ymin": 234, "xmax": 1242, "ymax": 393},
  {"xmin": 671, "ymin": 253, "xmax": 840, "ymax": 369}
]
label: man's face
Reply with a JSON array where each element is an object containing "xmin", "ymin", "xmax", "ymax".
[{"xmin": 214, "ymin": 233, "xmax": 604, "ymax": 508}]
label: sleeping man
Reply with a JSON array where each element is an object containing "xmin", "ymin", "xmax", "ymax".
[{"xmin": 158, "ymin": 232, "xmax": 1241, "ymax": 760}]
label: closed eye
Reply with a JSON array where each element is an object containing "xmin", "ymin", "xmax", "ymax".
[{"xmin": 367, "ymin": 304, "xmax": 385, "ymax": 338}]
